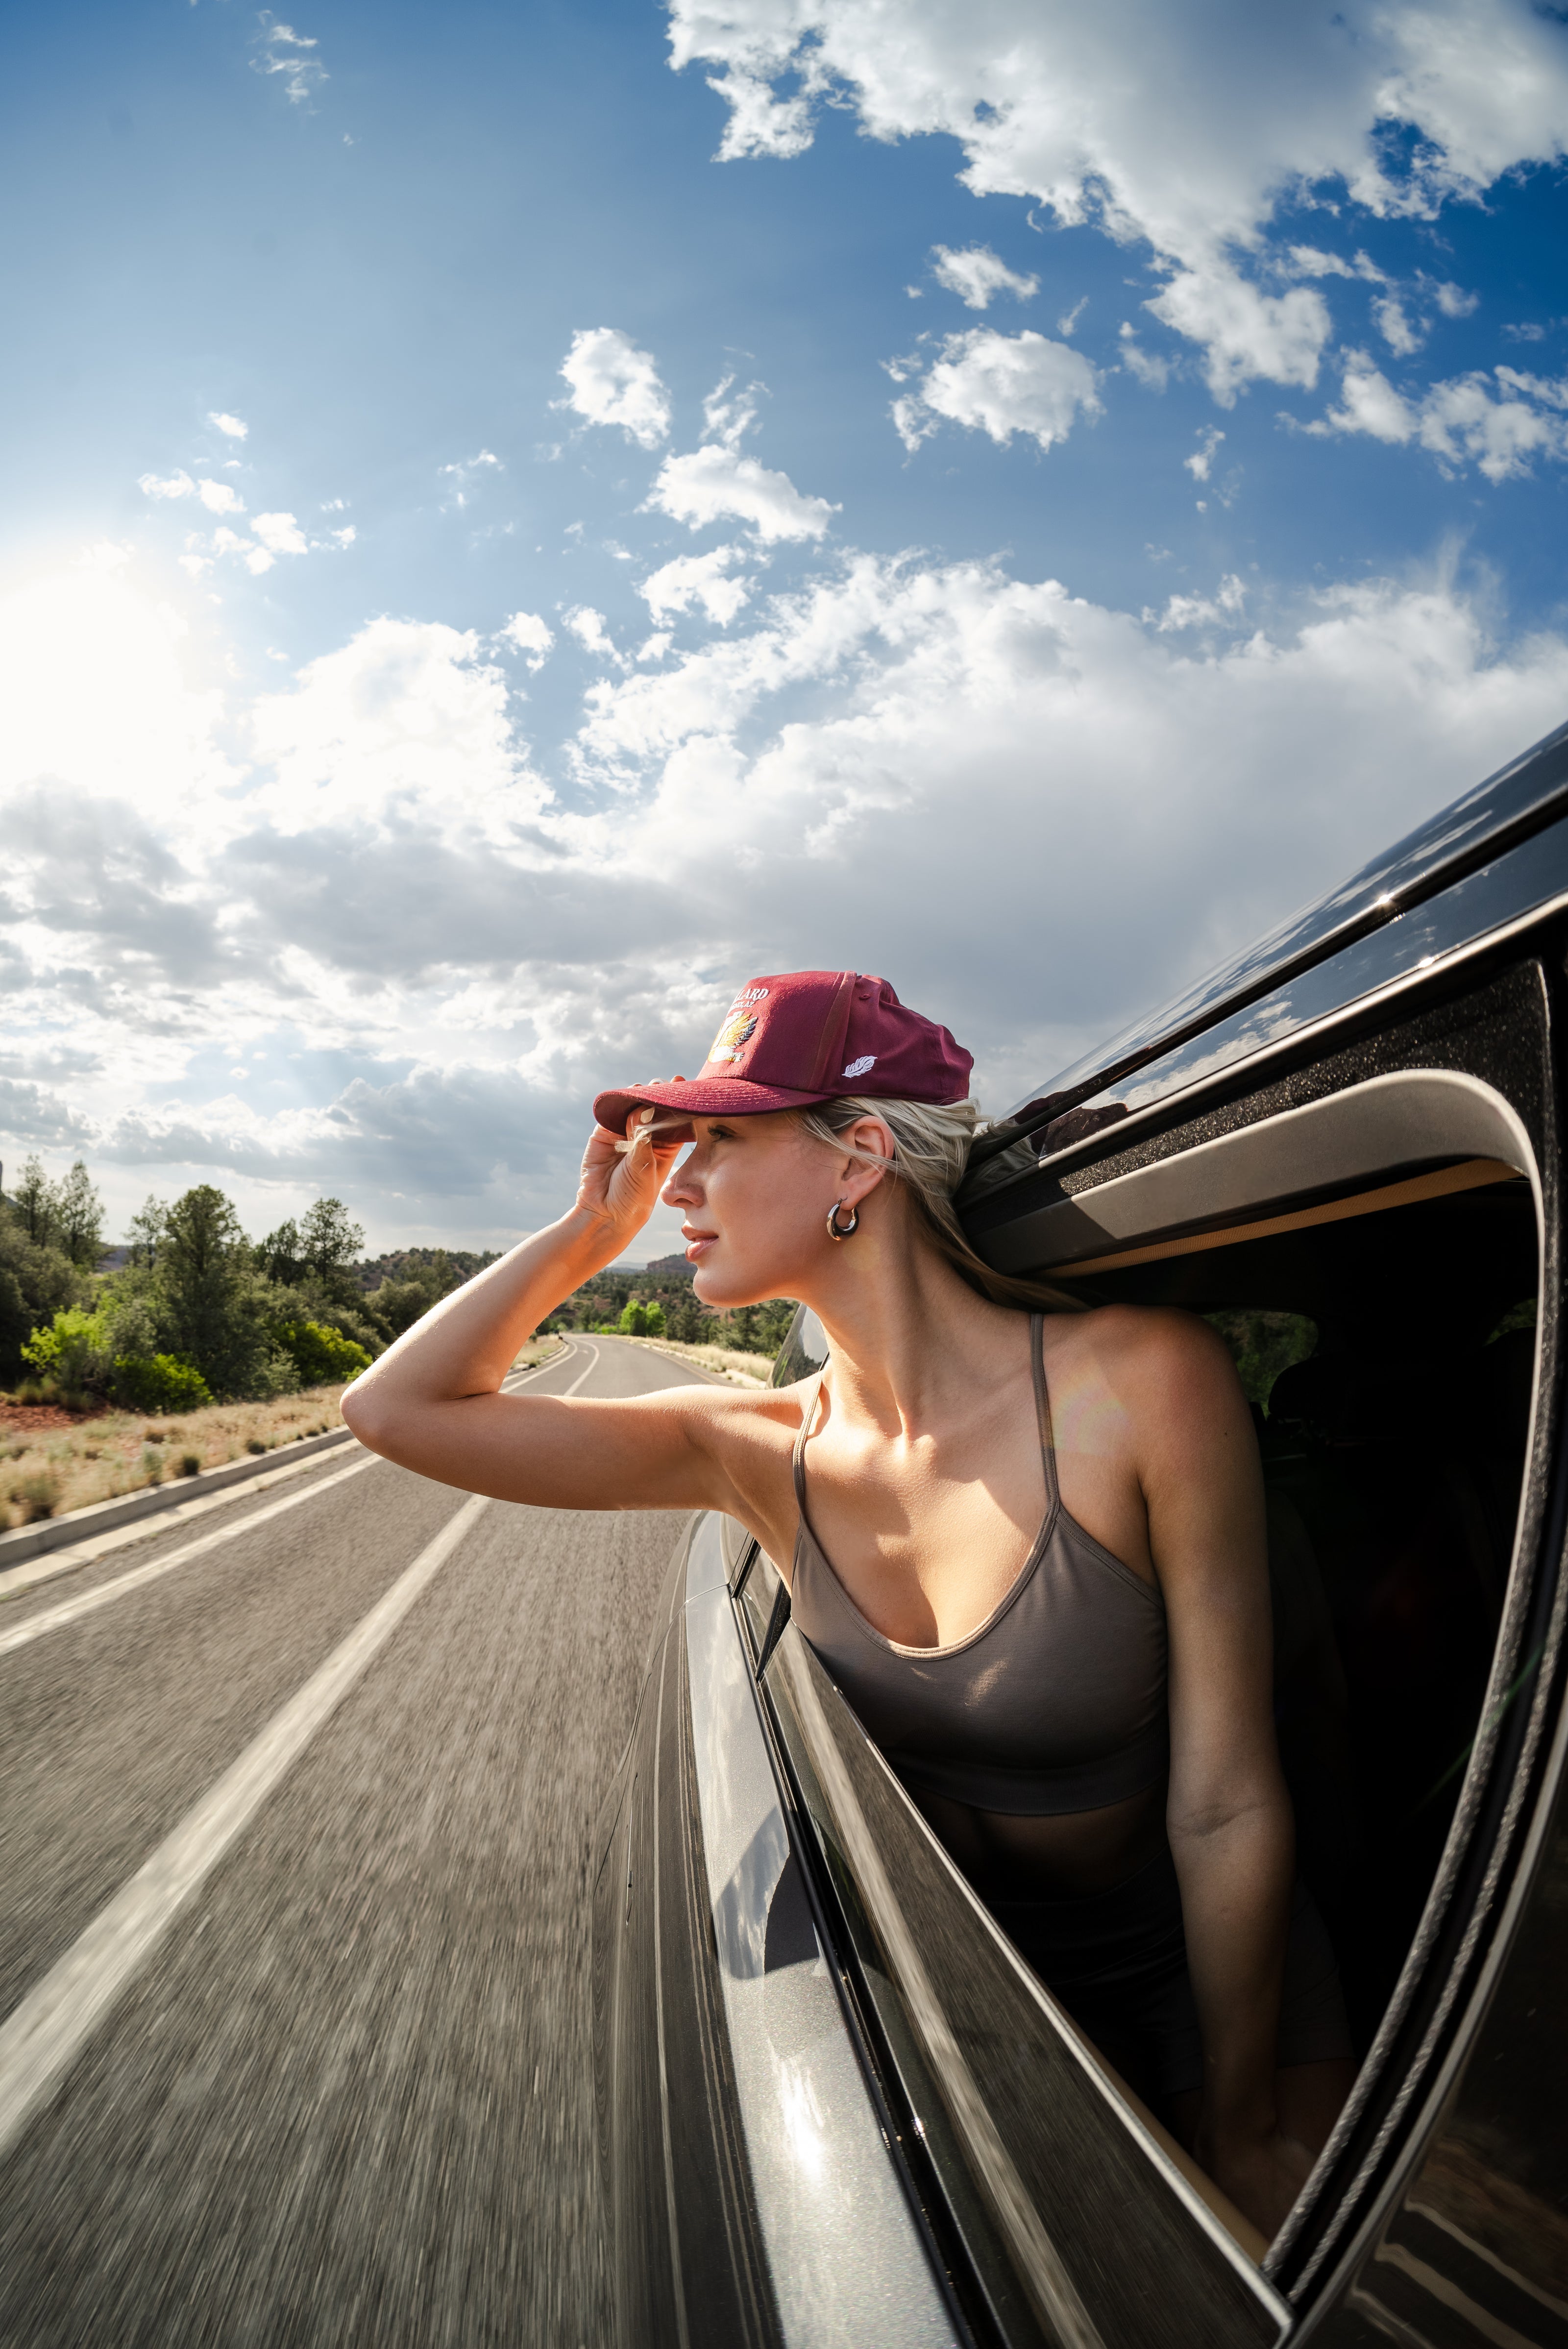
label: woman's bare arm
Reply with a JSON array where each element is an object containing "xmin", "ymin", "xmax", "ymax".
[
  {"xmin": 1115, "ymin": 1311, "xmax": 1306, "ymax": 2233},
  {"xmin": 340, "ymin": 1116, "xmax": 765, "ymax": 1515}
]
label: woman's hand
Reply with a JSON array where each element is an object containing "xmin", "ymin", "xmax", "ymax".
[
  {"xmin": 1202, "ymin": 2122, "xmax": 1316, "ymax": 2241},
  {"xmin": 574, "ymin": 1112, "xmax": 686, "ymax": 1245}
]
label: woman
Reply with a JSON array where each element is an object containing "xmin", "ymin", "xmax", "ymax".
[{"xmin": 343, "ymin": 968, "xmax": 1354, "ymax": 2239}]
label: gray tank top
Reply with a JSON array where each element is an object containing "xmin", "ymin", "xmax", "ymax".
[{"xmin": 789, "ymin": 1316, "xmax": 1169, "ymax": 1817}]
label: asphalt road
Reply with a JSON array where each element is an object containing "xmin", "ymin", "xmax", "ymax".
[{"xmin": 0, "ymin": 1336, "xmax": 715, "ymax": 2349}]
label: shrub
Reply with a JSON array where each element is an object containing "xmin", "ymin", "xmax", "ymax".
[
  {"xmin": 178, "ymin": 1452, "xmax": 201, "ymax": 1477},
  {"xmin": 110, "ymin": 1354, "xmax": 214, "ymax": 1416},
  {"xmin": 11, "ymin": 1470, "xmax": 60, "ymax": 1522},
  {"xmin": 140, "ymin": 1445, "xmax": 165, "ymax": 1485},
  {"xmin": 274, "ymin": 1320, "xmax": 372, "ymax": 1386},
  {"xmin": 618, "ymin": 1301, "xmax": 649, "ymax": 1337},
  {"xmin": 246, "ymin": 1438, "xmax": 268, "ymax": 1456},
  {"xmin": 21, "ymin": 1306, "xmax": 113, "ymax": 1395}
]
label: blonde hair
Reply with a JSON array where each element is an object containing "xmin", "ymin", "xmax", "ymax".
[{"xmin": 796, "ymin": 1095, "xmax": 1084, "ymax": 1313}]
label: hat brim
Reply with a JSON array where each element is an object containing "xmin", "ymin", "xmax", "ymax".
[{"xmin": 592, "ymin": 1076, "xmax": 834, "ymax": 1137}]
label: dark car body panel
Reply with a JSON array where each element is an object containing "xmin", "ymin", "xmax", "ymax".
[{"xmin": 596, "ymin": 726, "xmax": 1568, "ymax": 2347}]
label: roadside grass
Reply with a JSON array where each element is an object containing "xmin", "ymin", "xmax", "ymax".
[
  {"xmin": 608, "ymin": 1333, "xmax": 774, "ymax": 1387},
  {"xmin": 0, "ymin": 1387, "xmax": 354, "ymax": 1531},
  {"xmin": 0, "ymin": 1334, "xmax": 565, "ymax": 1531}
]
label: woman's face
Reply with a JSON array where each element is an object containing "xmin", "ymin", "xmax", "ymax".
[{"xmin": 660, "ymin": 1112, "xmax": 850, "ymax": 1307}]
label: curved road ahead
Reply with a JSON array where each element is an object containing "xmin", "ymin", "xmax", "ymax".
[{"xmin": 0, "ymin": 1336, "xmax": 719, "ymax": 2349}]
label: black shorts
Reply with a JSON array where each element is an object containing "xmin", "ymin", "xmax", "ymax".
[{"xmin": 988, "ymin": 1846, "xmax": 1353, "ymax": 2102}]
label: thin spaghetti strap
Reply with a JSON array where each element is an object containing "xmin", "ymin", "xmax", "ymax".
[
  {"xmin": 1030, "ymin": 1314, "xmax": 1060, "ymax": 1513},
  {"xmin": 792, "ymin": 1371, "xmax": 826, "ymax": 1511}
]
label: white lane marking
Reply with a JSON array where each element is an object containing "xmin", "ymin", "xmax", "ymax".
[
  {"xmin": 0, "ymin": 1491, "xmax": 491, "ymax": 2162},
  {"xmin": 0, "ymin": 1347, "xmax": 577, "ymax": 1659},
  {"xmin": 0, "ymin": 1456, "xmax": 376, "ymax": 1659}
]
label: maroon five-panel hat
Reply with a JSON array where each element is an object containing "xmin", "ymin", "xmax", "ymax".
[{"xmin": 592, "ymin": 971, "xmax": 973, "ymax": 1137}]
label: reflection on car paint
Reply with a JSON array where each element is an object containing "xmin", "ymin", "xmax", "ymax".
[{"xmin": 681, "ymin": 1520, "xmax": 956, "ymax": 2349}]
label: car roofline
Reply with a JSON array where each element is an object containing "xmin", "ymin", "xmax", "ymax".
[{"xmin": 967, "ymin": 712, "xmax": 1568, "ymax": 1175}]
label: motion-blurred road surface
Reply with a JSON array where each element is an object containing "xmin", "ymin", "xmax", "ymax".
[{"xmin": 0, "ymin": 1335, "xmax": 711, "ymax": 2349}]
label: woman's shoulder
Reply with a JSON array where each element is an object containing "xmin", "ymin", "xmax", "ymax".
[{"xmin": 1051, "ymin": 1301, "xmax": 1238, "ymax": 1396}]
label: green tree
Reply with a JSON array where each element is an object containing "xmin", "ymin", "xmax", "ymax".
[
  {"xmin": 158, "ymin": 1184, "xmax": 273, "ymax": 1397},
  {"xmin": 125, "ymin": 1196, "xmax": 167, "ymax": 1271},
  {"xmin": 643, "ymin": 1301, "xmax": 666, "ymax": 1336},
  {"xmin": 0, "ymin": 1219, "xmax": 84, "ymax": 1382},
  {"xmin": 363, "ymin": 1278, "xmax": 436, "ymax": 1342},
  {"xmin": 10, "ymin": 1156, "xmax": 59, "ymax": 1248},
  {"xmin": 670, "ymin": 1294, "xmax": 709, "ymax": 1345},
  {"xmin": 54, "ymin": 1161, "xmax": 106, "ymax": 1269},
  {"xmin": 300, "ymin": 1197, "xmax": 364, "ymax": 1286},
  {"xmin": 618, "ymin": 1299, "xmax": 650, "ymax": 1336},
  {"xmin": 256, "ymin": 1217, "xmax": 304, "ymax": 1286}
]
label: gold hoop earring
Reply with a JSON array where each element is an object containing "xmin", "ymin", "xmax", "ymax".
[{"xmin": 827, "ymin": 1199, "xmax": 859, "ymax": 1241}]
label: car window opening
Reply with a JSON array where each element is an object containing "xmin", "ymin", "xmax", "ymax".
[{"xmin": 1044, "ymin": 1170, "xmax": 1539, "ymax": 2175}]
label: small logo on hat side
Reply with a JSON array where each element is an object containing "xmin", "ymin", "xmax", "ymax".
[{"xmin": 843, "ymin": 1054, "xmax": 877, "ymax": 1078}]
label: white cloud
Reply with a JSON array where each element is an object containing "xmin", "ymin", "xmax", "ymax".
[
  {"xmin": 558, "ymin": 327, "xmax": 672, "ymax": 449},
  {"xmin": 931, "ymin": 244, "xmax": 1039, "ymax": 309},
  {"xmin": 1373, "ymin": 295, "xmax": 1425, "ymax": 357},
  {"xmin": 1308, "ymin": 351, "xmax": 1418, "ymax": 446},
  {"xmin": 7, "ymin": 535, "xmax": 1568, "ymax": 1248},
  {"xmin": 1057, "ymin": 297, "xmax": 1088, "ymax": 337},
  {"xmin": 139, "ymin": 470, "xmax": 196, "ymax": 502},
  {"xmin": 197, "ymin": 479, "xmax": 245, "ymax": 516},
  {"xmin": 439, "ymin": 449, "xmax": 503, "ymax": 507},
  {"xmin": 1147, "ymin": 575, "xmax": 1247, "ymax": 631},
  {"xmin": 667, "ymin": 0, "xmax": 1568, "ymax": 400},
  {"xmin": 252, "ymin": 14, "xmax": 327, "ymax": 105},
  {"xmin": 1145, "ymin": 272, "xmax": 1331, "ymax": 405},
  {"xmin": 1184, "ymin": 427, "xmax": 1225, "ymax": 482},
  {"xmin": 564, "ymin": 555, "xmax": 1568, "ymax": 1117},
  {"xmin": 1431, "ymin": 280, "xmax": 1479, "ymax": 320},
  {"xmin": 1117, "ymin": 325, "xmax": 1169, "ymax": 391},
  {"xmin": 700, "ymin": 65, "xmax": 815, "ymax": 159},
  {"xmin": 644, "ymin": 444, "xmax": 837, "ymax": 541},
  {"xmin": 1286, "ymin": 246, "xmax": 1371, "ymax": 282},
  {"xmin": 209, "ymin": 412, "xmax": 249, "ymax": 440},
  {"xmin": 499, "ymin": 611, "xmax": 556, "ymax": 670},
  {"xmin": 252, "ymin": 512, "xmax": 309, "ymax": 556},
  {"xmin": 892, "ymin": 327, "xmax": 1100, "ymax": 452},
  {"xmin": 245, "ymin": 617, "xmax": 549, "ymax": 837},
  {"xmin": 639, "ymin": 544, "xmax": 753, "ymax": 626},
  {"xmin": 702, "ymin": 372, "xmax": 762, "ymax": 448},
  {"xmin": 564, "ymin": 606, "xmax": 625, "ymax": 665},
  {"xmin": 1308, "ymin": 353, "xmax": 1568, "ymax": 480}
]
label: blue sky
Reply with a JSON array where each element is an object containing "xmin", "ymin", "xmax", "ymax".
[{"xmin": 3, "ymin": 0, "xmax": 1568, "ymax": 1256}]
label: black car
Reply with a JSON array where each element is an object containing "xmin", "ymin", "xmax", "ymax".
[{"xmin": 593, "ymin": 713, "xmax": 1568, "ymax": 2348}]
